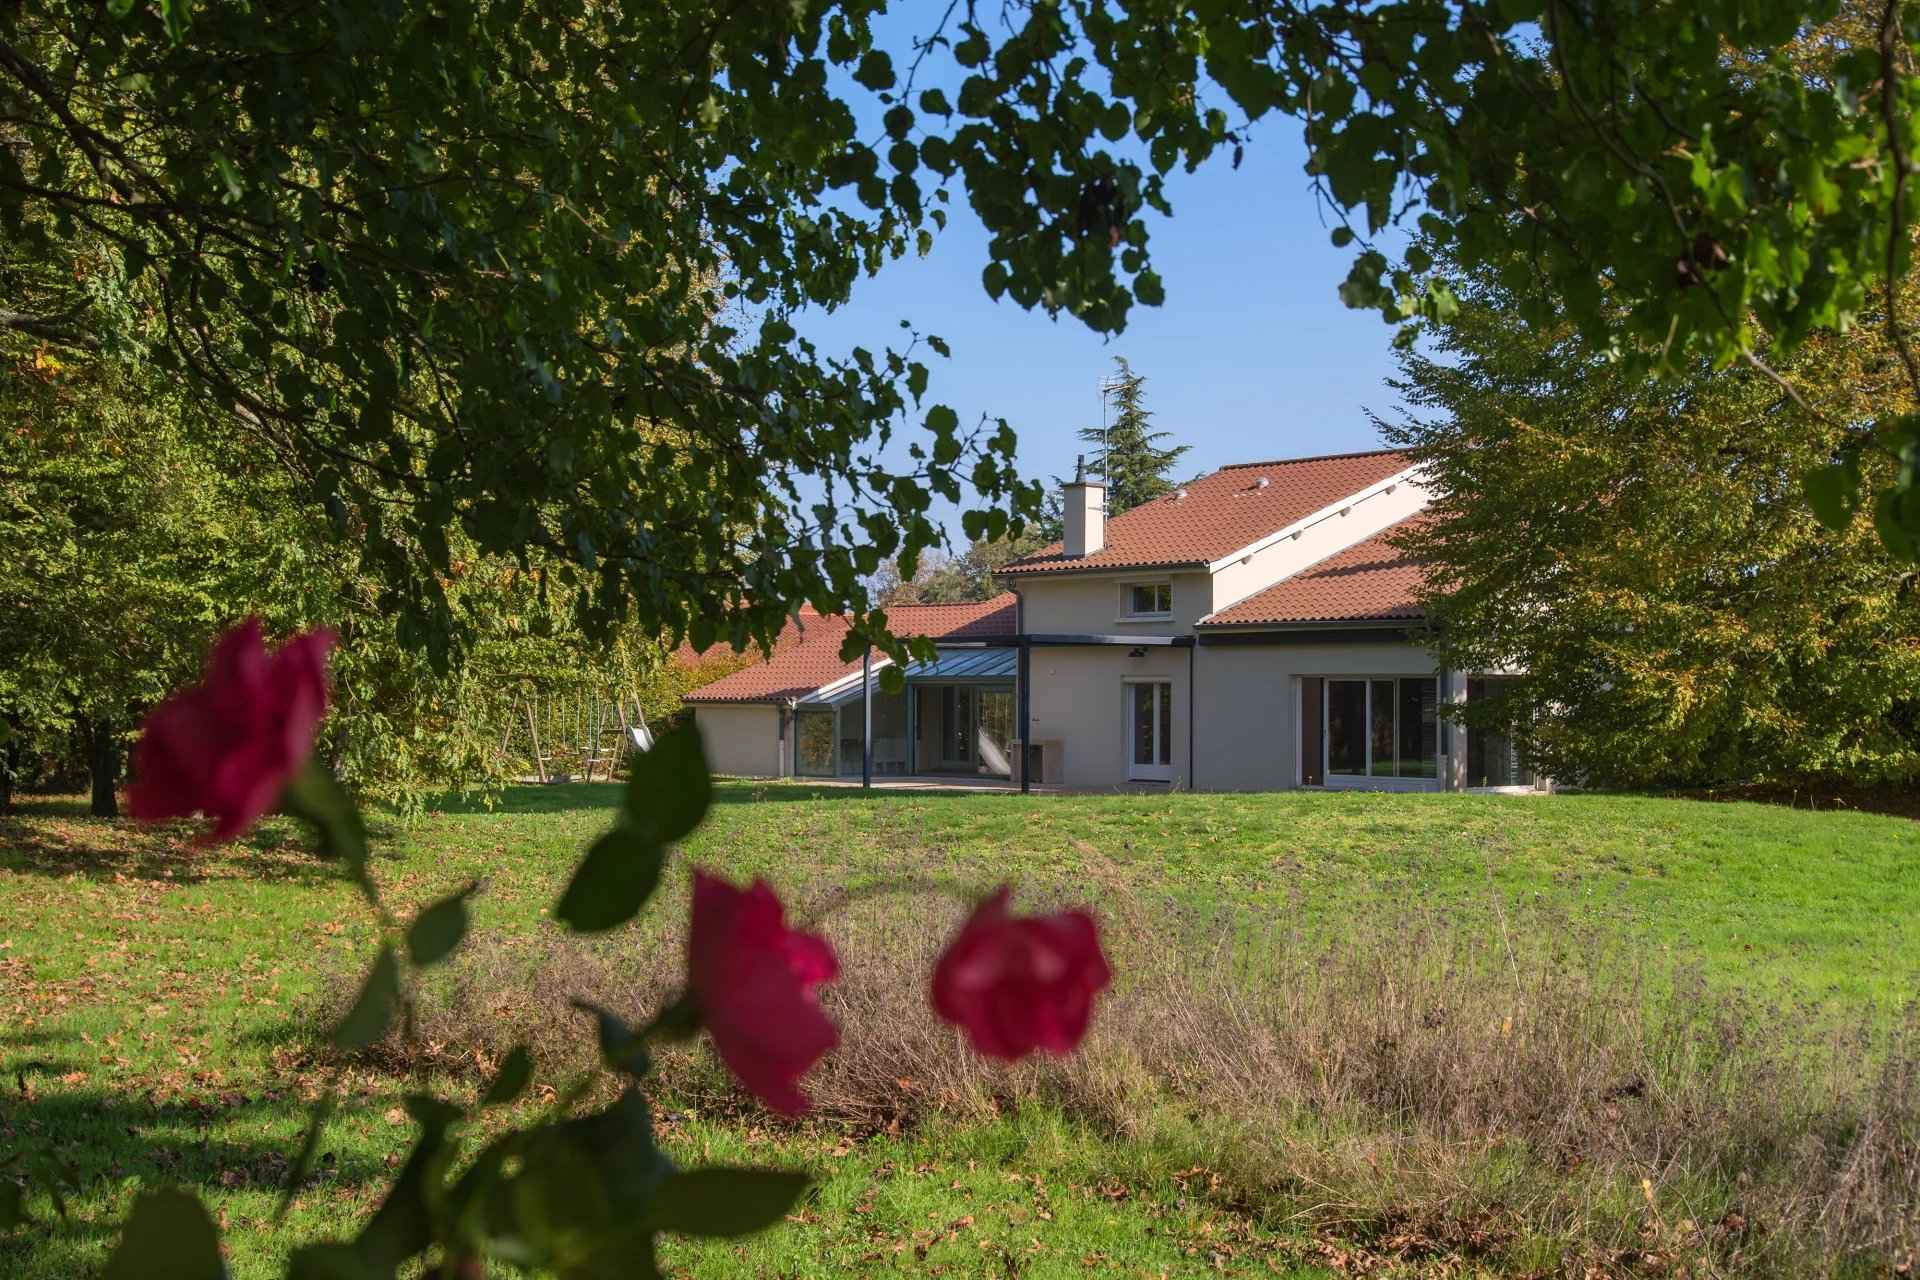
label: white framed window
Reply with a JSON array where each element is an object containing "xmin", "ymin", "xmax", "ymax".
[
  {"xmin": 1123, "ymin": 678, "xmax": 1174, "ymax": 781},
  {"xmin": 1121, "ymin": 580, "xmax": 1173, "ymax": 619}
]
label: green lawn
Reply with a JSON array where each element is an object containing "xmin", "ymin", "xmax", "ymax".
[{"xmin": 1, "ymin": 783, "xmax": 1914, "ymax": 1277}]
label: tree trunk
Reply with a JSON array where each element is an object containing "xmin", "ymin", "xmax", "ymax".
[{"xmin": 84, "ymin": 715, "xmax": 119, "ymax": 818}]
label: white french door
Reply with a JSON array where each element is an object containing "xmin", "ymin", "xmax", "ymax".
[{"xmin": 1125, "ymin": 679, "xmax": 1174, "ymax": 782}]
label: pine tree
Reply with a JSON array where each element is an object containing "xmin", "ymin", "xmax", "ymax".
[{"xmin": 1077, "ymin": 358, "xmax": 1189, "ymax": 516}]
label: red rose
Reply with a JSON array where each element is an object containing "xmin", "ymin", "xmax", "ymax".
[
  {"xmin": 931, "ymin": 887, "xmax": 1111, "ymax": 1061},
  {"xmin": 128, "ymin": 618, "xmax": 335, "ymax": 843},
  {"xmin": 687, "ymin": 870, "xmax": 839, "ymax": 1116}
]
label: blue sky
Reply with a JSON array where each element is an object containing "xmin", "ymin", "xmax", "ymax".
[{"xmin": 794, "ymin": 110, "xmax": 1414, "ymax": 543}]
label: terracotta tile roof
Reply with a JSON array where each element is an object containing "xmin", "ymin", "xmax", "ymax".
[
  {"xmin": 1199, "ymin": 519, "xmax": 1430, "ymax": 627},
  {"xmin": 684, "ymin": 594, "xmax": 1016, "ymax": 704},
  {"xmin": 1001, "ymin": 450, "xmax": 1412, "ymax": 575},
  {"xmin": 879, "ymin": 596, "xmax": 1018, "ymax": 640}
]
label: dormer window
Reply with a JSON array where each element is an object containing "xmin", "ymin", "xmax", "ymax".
[{"xmin": 1123, "ymin": 581, "xmax": 1173, "ymax": 619}]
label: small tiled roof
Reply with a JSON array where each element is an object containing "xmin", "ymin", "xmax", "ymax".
[
  {"xmin": 684, "ymin": 595, "xmax": 1016, "ymax": 704},
  {"xmin": 1000, "ymin": 450, "xmax": 1411, "ymax": 575},
  {"xmin": 1199, "ymin": 520, "xmax": 1430, "ymax": 627},
  {"xmin": 877, "ymin": 597, "xmax": 1017, "ymax": 641}
]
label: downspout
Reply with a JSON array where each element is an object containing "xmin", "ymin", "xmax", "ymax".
[
  {"xmin": 1187, "ymin": 640, "xmax": 1196, "ymax": 792},
  {"xmin": 781, "ymin": 697, "xmax": 796, "ymax": 778},
  {"xmin": 1012, "ymin": 586, "xmax": 1031, "ymax": 793},
  {"xmin": 861, "ymin": 646, "xmax": 872, "ymax": 789}
]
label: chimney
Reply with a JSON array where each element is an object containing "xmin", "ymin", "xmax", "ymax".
[{"xmin": 1063, "ymin": 454, "xmax": 1105, "ymax": 558}]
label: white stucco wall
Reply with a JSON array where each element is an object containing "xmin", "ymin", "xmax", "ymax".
[
  {"xmin": 1192, "ymin": 639, "xmax": 1442, "ymax": 791},
  {"xmin": 1207, "ymin": 474, "xmax": 1433, "ymax": 615},
  {"xmin": 1023, "ymin": 644, "xmax": 1193, "ymax": 789},
  {"xmin": 1016, "ymin": 570, "xmax": 1213, "ymax": 636},
  {"xmin": 693, "ymin": 704, "xmax": 783, "ymax": 778}
]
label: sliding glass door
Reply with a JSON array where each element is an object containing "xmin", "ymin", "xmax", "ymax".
[
  {"xmin": 908, "ymin": 684, "xmax": 1014, "ymax": 778},
  {"xmin": 1322, "ymin": 677, "xmax": 1437, "ymax": 782}
]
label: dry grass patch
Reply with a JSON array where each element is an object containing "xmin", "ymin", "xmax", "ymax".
[{"xmin": 314, "ymin": 878, "xmax": 1919, "ymax": 1277}]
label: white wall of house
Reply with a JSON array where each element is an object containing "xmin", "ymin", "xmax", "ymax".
[
  {"xmin": 1016, "ymin": 569, "xmax": 1214, "ymax": 636},
  {"xmin": 1192, "ymin": 638, "xmax": 1442, "ymax": 791},
  {"xmin": 1206, "ymin": 472, "xmax": 1432, "ymax": 614},
  {"xmin": 693, "ymin": 704, "xmax": 784, "ymax": 778},
  {"xmin": 1023, "ymin": 644, "xmax": 1192, "ymax": 789}
]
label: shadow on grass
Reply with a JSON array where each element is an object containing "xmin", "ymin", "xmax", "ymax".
[
  {"xmin": 0, "ymin": 1028, "xmax": 88, "ymax": 1083},
  {"xmin": 421, "ymin": 781, "xmax": 623, "ymax": 816},
  {"xmin": 0, "ymin": 807, "xmax": 388, "ymax": 890},
  {"xmin": 704, "ymin": 782, "xmax": 1025, "ymax": 805},
  {"xmin": 422, "ymin": 780, "xmax": 1018, "ymax": 815},
  {"xmin": 0, "ymin": 1087, "xmax": 398, "ymax": 1263}
]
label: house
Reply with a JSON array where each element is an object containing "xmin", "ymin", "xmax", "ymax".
[
  {"xmin": 684, "ymin": 597, "xmax": 1021, "ymax": 781},
  {"xmin": 686, "ymin": 448, "xmax": 1541, "ymax": 792}
]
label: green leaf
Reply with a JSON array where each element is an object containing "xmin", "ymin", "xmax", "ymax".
[
  {"xmin": 481, "ymin": 1091, "xmax": 673, "ymax": 1269},
  {"xmin": 275, "ymin": 1096, "xmax": 336, "ymax": 1224},
  {"xmin": 640, "ymin": 992, "xmax": 702, "ymax": 1043},
  {"xmin": 645, "ymin": 1168, "xmax": 811, "ymax": 1238},
  {"xmin": 353, "ymin": 1096, "xmax": 461, "ymax": 1274},
  {"xmin": 1803, "ymin": 463, "xmax": 1859, "ymax": 531},
  {"xmin": 104, "ymin": 1189, "xmax": 223, "ymax": 1280},
  {"xmin": 0, "ymin": 1178, "xmax": 23, "ymax": 1229},
  {"xmin": 281, "ymin": 760, "xmax": 373, "ymax": 903},
  {"xmin": 332, "ymin": 946, "xmax": 400, "ymax": 1050},
  {"xmin": 554, "ymin": 826, "xmax": 664, "ymax": 933},
  {"xmin": 212, "ymin": 152, "xmax": 242, "ymax": 202},
  {"xmin": 158, "ymin": 0, "xmax": 192, "ymax": 41},
  {"xmin": 623, "ymin": 719, "xmax": 710, "ymax": 844},
  {"xmin": 287, "ymin": 1243, "xmax": 379, "ymax": 1280},
  {"xmin": 573, "ymin": 1000, "xmax": 651, "ymax": 1077},
  {"xmin": 405, "ymin": 888, "xmax": 470, "ymax": 966},
  {"xmin": 853, "ymin": 50, "xmax": 894, "ymax": 90},
  {"xmin": 953, "ymin": 30, "xmax": 989, "ymax": 66},
  {"xmin": 1874, "ymin": 487, "xmax": 1920, "ymax": 561},
  {"xmin": 482, "ymin": 1045, "xmax": 534, "ymax": 1106}
]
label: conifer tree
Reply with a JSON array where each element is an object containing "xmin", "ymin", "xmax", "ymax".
[{"xmin": 1076, "ymin": 359, "xmax": 1190, "ymax": 516}]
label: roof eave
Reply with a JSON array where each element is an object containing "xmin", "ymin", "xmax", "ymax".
[
  {"xmin": 1195, "ymin": 615, "xmax": 1424, "ymax": 631},
  {"xmin": 999, "ymin": 559, "xmax": 1209, "ymax": 578}
]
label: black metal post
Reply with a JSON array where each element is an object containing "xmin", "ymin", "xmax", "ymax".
[
  {"xmin": 1017, "ymin": 638, "xmax": 1032, "ymax": 793},
  {"xmin": 1187, "ymin": 640, "xmax": 1196, "ymax": 791},
  {"xmin": 861, "ymin": 647, "xmax": 873, "ymax": 789}
]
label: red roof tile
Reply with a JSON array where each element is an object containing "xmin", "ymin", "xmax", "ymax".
[
  {"xmin": 1001, "ymin": 450, "xmax": 1412, "ymax": 575},
  {"xmin": 684, "ymin": 595, "xmax": 1016, "ymax": 704},
  {"xmin": 1199, "ymin": 520, "xmax": 1430, "ymax": 627},
  {"xmin": 879, "ymin": 596, "xmax": 1017, "ymax": 640}
]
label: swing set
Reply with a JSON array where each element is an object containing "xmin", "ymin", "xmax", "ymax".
[{"xmin": 503, "ymin": 687, "xmax": 655, "ymax": 784}]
